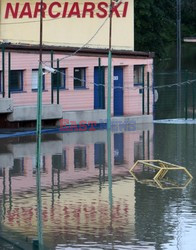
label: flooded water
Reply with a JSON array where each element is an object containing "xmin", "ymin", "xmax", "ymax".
[{"xmin": 0, "ymin": 123, "xmax": 196, "ymax": 250}]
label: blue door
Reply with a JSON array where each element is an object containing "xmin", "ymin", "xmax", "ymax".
[
  {"xmin": 114, "ymin": 66, "xmax": 123, "ymax": 116},
  {"xmin": 94, "ymin": 67, "xmax": 105, "ymax": 109}
]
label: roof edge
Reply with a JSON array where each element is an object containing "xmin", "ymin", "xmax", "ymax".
[{"xmin": 0, "ymin": 43, "xmax": 155, "ymax": 58}]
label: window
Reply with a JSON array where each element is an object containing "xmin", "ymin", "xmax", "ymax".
[
  {"xmin": 52, "ymin": 151, "xmax": 66, "ymax": 171},
  {"xmin": 74, "ymin": 146, "xmax": 86, "ymax": 169},
  {"xmin": 134, "ymin": 135, "xmax": 144, "ymax": 162},
  {"xmin": 32, "ymin": 156, "xmax": 46, "ymax": 174},
  {"xmin": 0, "ymin": 168, "xmax": 4, "ymax": 177},
  {"xmin": 10, "ymin": 70, "xmax": 23, "ymax": 92},
  {"xmin": 134, "ymin": 65, "xmax": 144, "ymax": 86},
  {"xmin": 94, "ymin": 143, "xmax": 105, "ymax": 166},
  {"xmin": 10, "ymin": 158, "xmax": 24, "ymax": 176},
  {"xmin": 74, "ymin": 67, "xmax": 86, "ymax": 89},
  {"xmin": 31, "ymin": 69, "xmax": 45, "ymax": 91},
  {"xmin": 114, "ymin": 133, "xmax": 124, "ymax": 165},
  {"xmin": 52, "ymin": 68, "xmax": 66, "ymax": 89}
]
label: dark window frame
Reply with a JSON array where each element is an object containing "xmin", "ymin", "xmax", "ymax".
[
  {"xmin": 10, "ymin": 70, "xmax": 24, "ymax": 92},
  {"xmin": 74, "ymin": 146, "xmax": 87, "ymax": 169},
  {"xmin": 134, "ymin": 65, "xmax": 144, "ymax": 86},
  {"xmin": 94, "ymin": 143, "xmax": 105, "ymax": 167},
  {"xmin": 52, "ymin": 150, "xmax": 66, "ymax": 171},
  {"xmin": 10, "ymin": 158, "xmax": 25, "ymax": 176},
  {"xmin": 74, "ymin": 67, "xmax": 86, "ymax": 89},
  {"xmin": 52, "ymin": 68, "xmax": 66, "ymax": 89}
]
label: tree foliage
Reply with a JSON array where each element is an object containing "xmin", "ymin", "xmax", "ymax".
[{"xmin": 134, "ymin": 0, "xmax": 196, "ymax": 57}]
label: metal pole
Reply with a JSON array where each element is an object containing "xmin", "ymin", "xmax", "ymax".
[
  {"xmin": 39, "ymin": 0, "xmax": 43, "ymax": 64},
  {"xmin": 176, "ymin": 0, "xmax": 182, "ymax": 118},
  {"xmin": 103, "ymin": 162, "xmax": 105, "ymax": 183},
  {"xmin": 36, "ymin": 64, "xmax": 43, "ymax": 250},
  {"xmin": 107, "ymin": 0, "xmax": 113, "ymax": 211},
  {"xmin": 35, "ymin": 0, "xmax": 44, "ymax": 248},
  {"xmin": 147, "ymin": 72, "xmax": 150, "ymax": 115},
  {"xmin": 51, "ymin": 167, "xmax": 54, "ymax": 207},
  {"xmin": 98, "ymin": 161, "xmax": 102, "ymax": 191},
  {"xmin": 57, "ymin": 59, "xmax": 60, "ymax": 104},
  {"xmin": 176, "ymin": 0, "xmax": 182, "ymax": 166},
  {"xmin": 57, "ymin": 167, "xmax": 61, "ymax": 199},
  {"xmin": 147, "ymin": 130, "xmax": 150, "ymax": 160},
  {"xmin": 192, "ymin": 77, "xmax": 195, "ymax": 120},
  {"xmin": 2, "ymin": 45, "xmax": 5, "ymax": 98},
  {"xmin": 8, "ymin": 52, "xmax": 11, "ymax": 98},
  {"xmin": 107, "ymin": 125, "xmax": 112, "ymax": 209},
  {"xmin": 2, "ymin": 169, "xmax": 6, "ymax": 219},
  {"xmin": 107, "ymin": 52, "xmax": 112, "ymax": 127},
  {"xmin": 98, "ymin": 57, "xmax": 101, "ymax": 109},
  {"xmin": 143, "ymin": 131, "xmax": 145, "ymax": 160},
  {"xmin": 36, "ymin": 65, "xmax": 43, "ymax": 149},
  {"xmin": 51, "ymin": 50, "xmax": 54, "ymax": 104},
  {"xmin": 185, "ymin": 72, "xmax": 188, "ymax": 120},
  {"xmin": 9, "ymin": 171, "xmax": 12, "ymax": 211},
  {"xmin": 142, "ymin": 65, "xmax": 145, "ymax": 115}
]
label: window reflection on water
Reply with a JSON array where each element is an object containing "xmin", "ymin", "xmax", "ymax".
[
  {"xmin": 114, "ymin": 133, "xmax": 124, "ymax": 165},
  {"xmin": 32, "ymin": 156, "xmax": 46, "ymax": 175},
  {"xmin": 1, "ymin": 125, "xmax": 195, "ymax": 250},
  {"xmin": 74, "ymin": 146, "xmax": 86, "ymax": 169},
  {"xmin": 94, "ymin": 143, "xmax": 105, "ymax": 166},
  {"xmin": 11, "ymin": 158, "xmax": 24, "ymax": 176},
  {"xmin": 52, "ymin": 150, "xmax": 66, "ymax": 171}
]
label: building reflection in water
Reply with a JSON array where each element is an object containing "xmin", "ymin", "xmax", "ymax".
[{"xmin": 0, "ymin": 125, "xmax": 153, "ymax": 249}]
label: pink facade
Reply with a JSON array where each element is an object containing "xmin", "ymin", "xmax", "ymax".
[{"xmin": 0, "ymin": 48, "xmax": 153, "ymax": 120}]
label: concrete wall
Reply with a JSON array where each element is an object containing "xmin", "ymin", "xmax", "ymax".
[
  {"xmin": 0, "ymin": 98, "xmax": 13, "ymax": 113},
  {"xmin": 7, "ymin": 104, "xmax": 62, "ymax": 121}
]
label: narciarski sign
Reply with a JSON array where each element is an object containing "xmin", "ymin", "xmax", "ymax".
[
  {"xmin": 4, "ymin": 2, "xmax": 129, "ymax": 19},
  {"xmin": 0, "ymin": 0, "xmax": 134, "ymax": 50}
]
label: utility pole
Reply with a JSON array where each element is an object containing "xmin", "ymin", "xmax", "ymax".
[
  {"xmin": 176, "ymin": 0, "xmax": 182, "ymax": 118},
  {"xmin": 176, "ymin": 0, "xmax": 182, "ymax": 174}
]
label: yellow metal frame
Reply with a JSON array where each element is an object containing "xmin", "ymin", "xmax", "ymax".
[{"xmin": 129, "ymin": 160, "xmax": 193, "ymax": 190}]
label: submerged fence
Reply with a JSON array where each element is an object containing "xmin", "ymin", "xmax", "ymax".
[{"xmin": 154, "ymin": 71, "xmax": 196, "ymax": 120}]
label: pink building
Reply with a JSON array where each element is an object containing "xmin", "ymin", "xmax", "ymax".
[{"xmin": 0, "ymin": 45, "xmax": 154, "ymax": 128}]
